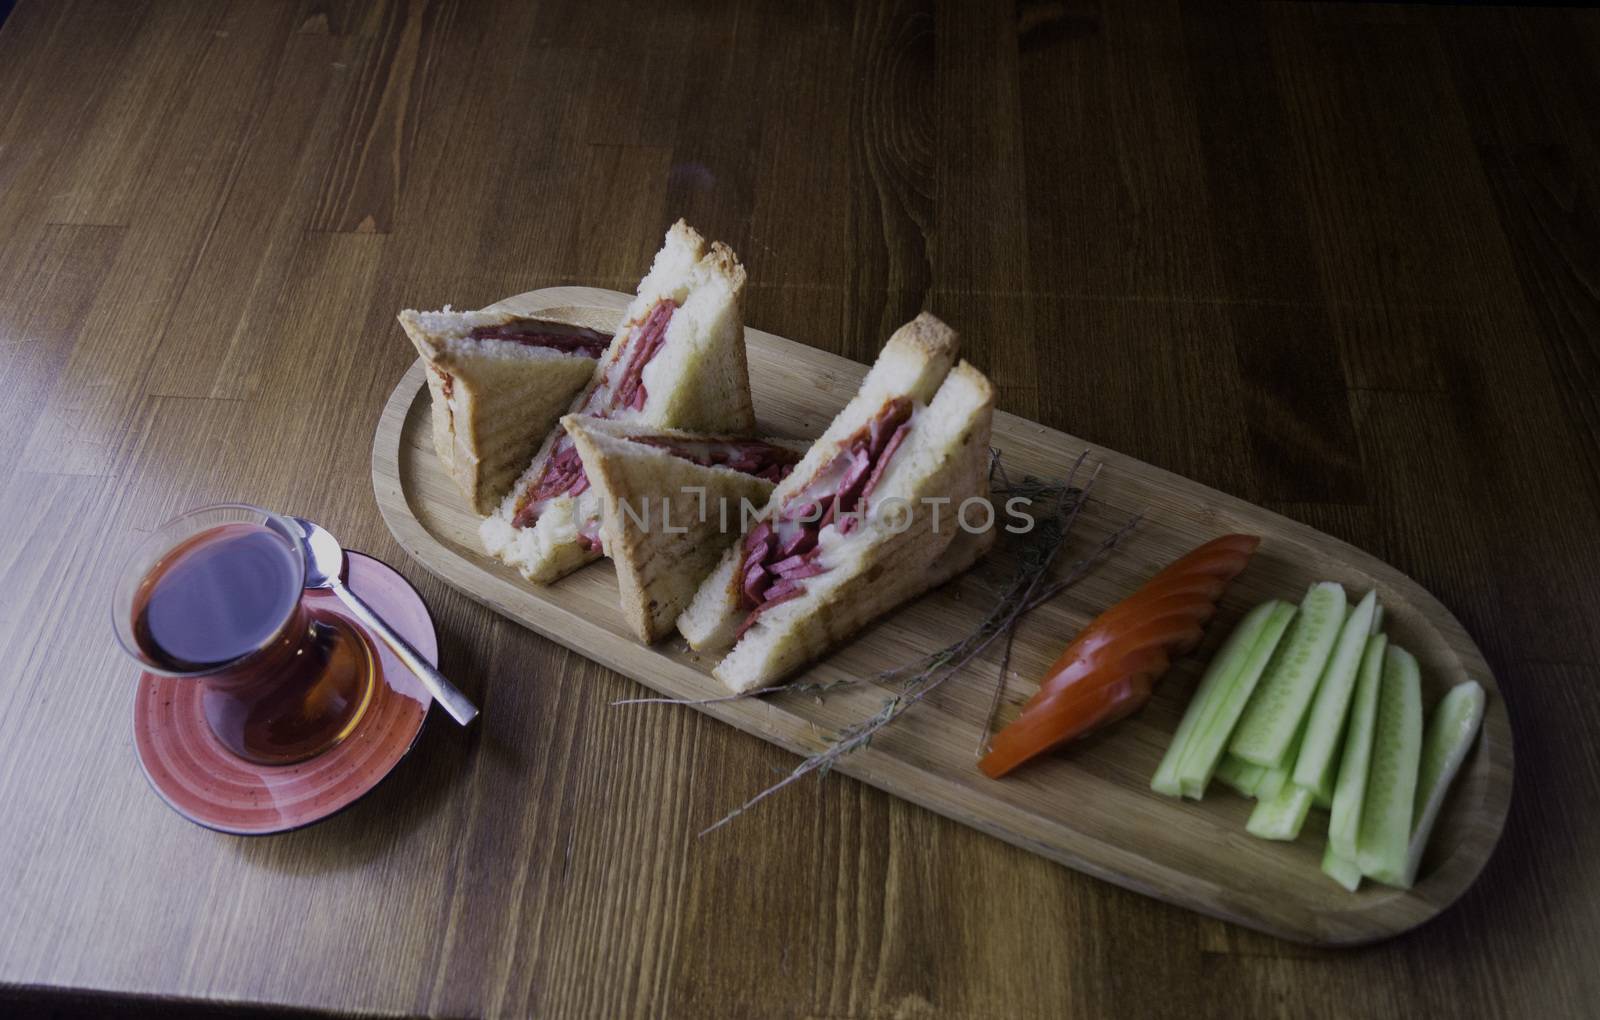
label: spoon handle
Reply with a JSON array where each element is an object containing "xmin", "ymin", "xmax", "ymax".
[{"xmin": 331, "ymin": 579, "xmax": 480, "ymax": 726}]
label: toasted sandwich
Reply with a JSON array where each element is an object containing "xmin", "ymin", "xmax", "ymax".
[
  {"xmin": 563, "ymin": 415, "xmax": 806, "ymax": 643},
  {"xmin": 399, "ymin": 308, "xmax": 610, "ymax": 514},
  {"xmin": 678, "ymin": 312, "xmax": 997, "ymax": 692},
  {"xmin": 481, "ymin": 220, "xmax": 757, "ymax": 583}
]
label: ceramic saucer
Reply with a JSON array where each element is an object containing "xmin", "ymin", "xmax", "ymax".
[{"xmin": 133, "ymin": 551, "xmax": 435, "ymax": 835}]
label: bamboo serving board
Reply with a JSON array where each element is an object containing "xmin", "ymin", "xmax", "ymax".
[{"xmin": 372, "ymin": 286, "xmax": 1512, "ymax": 945}]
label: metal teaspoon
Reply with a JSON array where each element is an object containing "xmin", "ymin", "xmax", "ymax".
[{"xmin": 292, "ymin": 516, "xmax": 479, "ymax": 725}]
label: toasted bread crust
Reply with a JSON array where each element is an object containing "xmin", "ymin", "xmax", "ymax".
[
  {"xmin": 703, "ymin": 240, "xmax": 746, "ymax": 289},
  {"xmin": 666, "ymin": 218, "xmax": 704, "ymax": 254},
  {"xmin": 398, "ymin": 307, "xmax": 601, "ymax": 514},
  {"xmin": 566, "ymin": 414, "xmax": 785, "ymax": 642},
  {"xmin": 892, "ymin": 310, "xmax": 961, "ymax": 366}
]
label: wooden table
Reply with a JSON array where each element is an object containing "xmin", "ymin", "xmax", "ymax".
[{"xmin": 0, "ymin": 1, "xmax": 1595, "ymax": 1016}]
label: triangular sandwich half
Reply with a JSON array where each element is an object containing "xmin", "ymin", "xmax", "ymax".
[
  {"xmin": 481, "ymin": 220, "xmax": 757, "ymax": 583},
  {"xmin": 399, "ymin": 307, "xmax": 610, "ymax": 514},
  {"xmin": 564, "ymin": 414, "xmax": 806, "ymax": 643},
  {"xmin": 678, "ymin": 312, "xmax": 997, "ymax": 692}
]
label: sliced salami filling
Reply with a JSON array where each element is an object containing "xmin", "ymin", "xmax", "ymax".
[
  {"xmin": 469, "ymin": 318, "xmax": 612, "ymax": 358},
  {"xmin": 734, "ymin": 397, "xmax": 914, "ymax": 637},
  {"xmin": 626, "ymin": 436, "xmax": 801, "ymax": 482},
  {"xmin": 511, "ymin": 299, "xmax": 678, "ymax": 531}
]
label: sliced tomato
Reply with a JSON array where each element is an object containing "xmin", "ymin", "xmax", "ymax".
[
  {"xmin": 1028, "ymin": 585, "xmax": 1230, "ymax": 705},
  {"xmin": 1027, "ymin": 646, "xmax": 1172, "ymax": 717},
  {"xmin": 979, "ymin": 534, "xmax": 1260, "ymax": 779},
  {"xmin": 1114, "ymin": 572, "xmax": 1229, "ymax": 608},
  {"xmin": 1025, "ymin": 612, "xmax": 1204, "ymax": 709},
  {"xmin": 1150, "ymin": 534, "xmax": 1260, "ymax": 580},
  {"xmin": 979, "ymin": 674, "xmax": 1154, "ymax": 779},
  {"xmin": 1035, "ymin": 544, "xmax": 1251, "ymax": 675},
  {"xmin": 1055, "ymin": 583, "xmax": 1223, "ymax": 650},
  {"xmin": 1038, "ymin": 591, "xmax": 1218, "ymax": 686}
]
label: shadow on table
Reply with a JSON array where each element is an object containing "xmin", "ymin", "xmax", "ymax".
[
  {"xmin": 223, "ymin": 620, "xmax": 521, "ymax": 875},
  {"xmin": 0, "ymin": 984, "xmax": 387, "ymax": 1020}
]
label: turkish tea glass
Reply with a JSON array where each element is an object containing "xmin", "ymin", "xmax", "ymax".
[{"xmin": 111, "ymin": 504, "xmax": 375, "ymax": 765}]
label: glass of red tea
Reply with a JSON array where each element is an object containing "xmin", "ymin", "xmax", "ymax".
[{"xmin": 112, "ymin": 504, "xmax": 376, "ymax": 765}]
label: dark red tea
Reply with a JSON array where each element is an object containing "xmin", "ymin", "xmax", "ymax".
[{"xmin": 132, "ymin": 522, "xmax": 303, "ymax": 671}]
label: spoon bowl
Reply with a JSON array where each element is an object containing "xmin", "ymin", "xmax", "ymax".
[{"xmin": 290, "ymin": 516, "xmax": 479, "ymax": 726}]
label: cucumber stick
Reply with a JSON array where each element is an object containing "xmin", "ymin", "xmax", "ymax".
[
  {"xmin": 1230, "ymin": 583, "xmax": 1348, "ymax": 767},
  {"xmin": 1246, "ymin": 780, "xmax": 1313, "ymax": 840},
  {"xmin": 1292, "ymin": 590, "xmax": 1380, "ymax": 799},
  {"xmin": 1322, "ymin": 844, "xmax": 1362, "ymax": 892},
  {"xmin": 1171, "ymin": 601, "xmax": 1298, "ymax": 797},
  {"xmin": 1356, "ymin": 645, "xmax": 1424, "ymax": 886},
  {"xmin": 1244, "ymin": 718, "xmax": 1309, "ymax": 838},
  {"xmin": 1215, "ymin": 754, "xmax": 1266, "ymax": 797},
  {"xmin": 1327, "ymin": 632, "xmax": 1388, "ymax": 859},
  {"xmin": 1402, "ymin": 681, "xmax": 1485, "ymax": 886},
  {"xmin": 1254, "ymin": 765, "xmax": 1288, "ymax": 801},
  {"xmin": 1150, "ymin": 600, "xmax": 1295, "ymax": 798}
]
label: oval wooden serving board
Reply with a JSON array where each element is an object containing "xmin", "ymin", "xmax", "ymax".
[{"xmin": 372, "ymin": 286, "xmax": 1511, "ymax": 945}]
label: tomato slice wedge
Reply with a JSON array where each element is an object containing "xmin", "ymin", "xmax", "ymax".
[
  {"xmin": 979, "ymin": 673, "xmax": 1155, "ymax": 779},
  {"xmin": 1148, "ymin": 535, "xmax": 1260, "ymax": 583},
  {"xmin": 980, "ymin": 534, "xmax": 1260, "ymax": 779},
  {"xmin": 1039, "ymin": 589, "xmax": 1221, "ymax": 683},
  {"xmin": 1026, "ymin": 612, "xmax": 1204, "ymax": 708}
]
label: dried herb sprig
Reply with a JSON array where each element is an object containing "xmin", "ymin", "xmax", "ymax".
[
  {"xmin": 699, "ymin": 457, "xmax": 1139, "ymax": 836},
  {"xmin": 987, "ymin": 446, "xmax": 1049, "ymax": 496}
]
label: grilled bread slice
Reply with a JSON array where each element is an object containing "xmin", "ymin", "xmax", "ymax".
[
  {"xmin": 710, "ymin": 358, "xmax": 995, "ymax": 692},
  {"xmin": 678, "ymin": 312, "xmax": 963, "ymax": 653},
  {"xmin": 399, "ymin": 308, "xmax": 608, "ymax": 514},
  {"xmin": 564, "ymin": 415, "xmax": 805, "ymax": 642}
]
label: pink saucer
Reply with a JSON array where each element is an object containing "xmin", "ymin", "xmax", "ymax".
[{"xmin": 133, "ymin": 551, "xmax": 436, "ymax": 835}]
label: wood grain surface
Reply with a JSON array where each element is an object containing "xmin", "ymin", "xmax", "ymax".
[
  {"xmin": 0, "ymin": 0, "xmax": 1595, "ymax": 1016},
  {"xmin": 376, "ymin": 285, "xmax": 1513, "ymax": 946}
]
